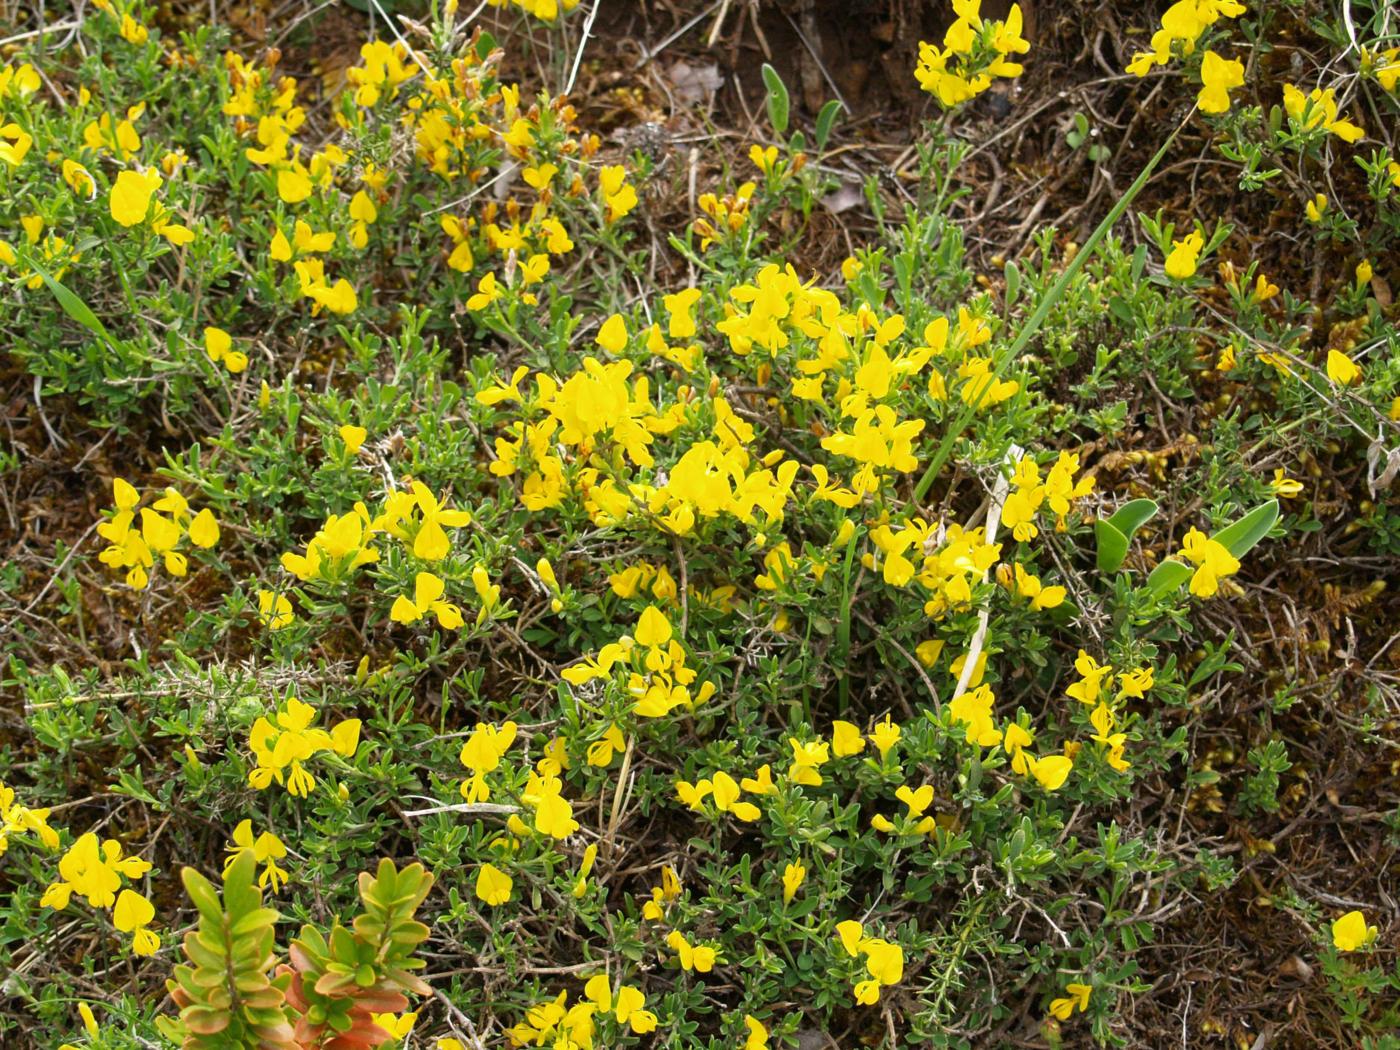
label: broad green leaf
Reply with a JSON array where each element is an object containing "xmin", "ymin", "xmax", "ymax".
[
  {"xmin": 1094, "ymin": 520, "xmax": 1130, "ymax": 574},
  {"xmin": 1095, "ymin": 499, "xmax": 1158, "ymax": 573},
  {"xmin": 761, "ymin": 63, "xmax": 790, "ymax": 135},
  {"xmin": 1215, "ymin": 499, "xmax": 1279, "ymax": 557},
  {"xmin": 1146, "ymin": 559, "xmax": 1193, "ymax": 596},
  {"xmin": 1106, "ymin": 498, "xmax": 1159, "ymax": 539}
]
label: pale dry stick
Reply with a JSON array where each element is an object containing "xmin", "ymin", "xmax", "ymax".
[
  {"xmin": 563, "ymin": 0, "xmax": 601, "ymax": 97},
  {"xmin": 366, "ymin": 0, "xmax": 434, "ymax": 80},
  {"xmin": 434, "ymin": 988, "xmax": 488, "ymax": 1050},
  {"xmin": 949, "ymin": 444, "xmax": 1022, "ymax": 705},
  {"xmin": 706, "ymin": 0, "xmax": 733, "ymax": 47},
  {"xmin": 605, "ymin": 734, "xmax": 636, "ymax": 851},
  {"xmin": 0, "ymin": 19, "xmax": 78, "ymax": 46},
  {"xmin": 632, "ymin": 0, "xmax": 724, "ymax": 69},
  {"xmin": 401, "ymin": 801, "xmax": 519, "ymax": 817}
]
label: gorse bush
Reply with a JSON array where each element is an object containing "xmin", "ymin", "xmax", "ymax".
[{"xmin": 1, "ymin": 1, "xmax": 1398, "ymax": 1049}]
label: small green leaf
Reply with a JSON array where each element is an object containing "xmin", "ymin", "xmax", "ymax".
[
  {"xmin": 814, "ymin": 98, "xmax": 842, "ymax": 151},
  {"xmin": 1004, "ymin": 261, "xmax": 1021, "ymax": 309},
  {"xmin": 761, "ymin": 63, "xmax": 790, "ymax": 135}
]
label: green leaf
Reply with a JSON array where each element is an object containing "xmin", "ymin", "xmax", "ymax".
[
  {"xmin": 182, "ymin": 866, "xmax": 223, "ymax": 923},
  {"xmin": 1004, "ymin": 261, "xmax": 1021, "ymax": 309},
  {"xmin": 1106, "ymin": 498, "xmax": 1159, "ymax": 539},
  {"xmin": 761, "ymin": 63, "xmax": 790, "ymax": 135},
  {"xmin": 222, "ymin": 849, "xmax": 261, "ymax": 920},
  {"xmin": 814, "ymin": 99, "xmax": 842, "ymax": 151},
  {"xmin": 25, "ymin": 255, "xmax": 117, "ymax": 347},
  {"xmin": 1095, "ymin": 499, "xmax": 1157, "ymax": 573},
  {"xmin": 1094, "ymin": 521, "xmax": 1130, "ymax": 574},
  {"xmin": 1215, "ymin": 499, "xmax": 1279, "ymax": 558}
]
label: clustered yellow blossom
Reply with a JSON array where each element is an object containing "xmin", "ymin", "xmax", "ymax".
[
  {"xmin": 1001, "ymin": 451, "xmax": 1095, "ymax": 542},
  {"xmin": 42, "ymin": 832, "xmax": 159, "ymax": 956},
  {"xmin": 1065, "ymin": 650, "xmax": 1153, "ymax": 773},
  {"xmin": 835, "ymin": 919, "xmax": 905, "ymax": 1005},
  {"xmin": 1126, "ymin": 0, "xmax": 1245, "ymax": 77},
  {"xmin": 108, "ymin": 167, "xmax": 194, "ymax": 245},
  {"xmin": 458, "ymin": 720, "xmax": 517, "ymax": 803},
  {"xmin": 1282, "ymin": 83, "xmax": 1364, "ymax": 143},
  {"xmin": 222, "ymin": 51, "xmax": 360, "ymax": 314},
  {"xmin": 246, "ymin": 696, "xmax": 361, "ymax": 797},
  {"xmin": 915, "ymin": 0, "xmax": 1029, "ymax": 108},
  {"xmin": 0, "ymin": 63, "xmax": 41, "ymax": 168},
  {"xmin": 96, "ymin": 478, "xmax": 220, "ymax": 590},
  {"xmin": 279, "ymin": 481, "xmax": 483, "ymax": 628},
  {"xmin": 0, "ymin": 213, "xmax": 82, "ymax": 289},
  {"xmin": 563, "ymin": 605, "xmax": 716, "ymax": 719},
  {"xmin": 694, "ymin": 180, "xmax": 756, "ymax": 250},
  {"xmin": 223, "ymin": 819, "xmax": 290, "ymax": 892},
  {"xmin": 507, "ymin": 970, "xmax": 657, "ymax": 1050}
]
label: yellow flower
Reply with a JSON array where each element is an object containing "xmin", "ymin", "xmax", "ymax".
[
  {"xmin": 748, "ymin": 143, "xmax": 779, "ymax": 172},
  {"xmin": 1269, "ymin": 469, "xmax": 1303, "ymax": 498},
  {"xmin": 277, "ymin": 167, "xmax": 312, "ymax": 203},
  {"xmin": 666, "ymin": 929, "xmax": 717, "ymax": 972},
  {"xmin": 1178, "ymin": 527, "xmax": 1240, "ymax": 598},
  {"xmin": 1048, "ymin": 981, "xmax": 1092, "ymax": 1019},
  {"xmin": 188, "ymin": 508, "xmax": 220, "ymax": 548},
  {"xmin": 781, "ymin": 861, "xmax": 806, "ymax": 904},
  {"xmin": 1197, "ymin": 51, "xmax": 1244, "ymax": 114},
  {"xmin": 1282, "ymin": 83, "xmax": 1363, "ymax": 143},
  {"xmin": 113, "ymin": 889, "xmax": 160, "ymax": 955},
  {"xmin": 1028, "ymin": 753, "xmax": 1072, "ymax": 791},
  {"xmin": 475, "ymin": 862, "xmax": 513, "ymax": 906},
  {"xmin": 224, "ymin": 819, "xmax": 290, "ymax": 891},
  {"xmin": 743, "ymin": 1015, "xmax": 769, "ymax": 1050},
  {"xmin": 1116, "ymin": 666, "xmax": 1154, "ymax": 699},
  {"xmin": 1164, "ymin": 230, "xmax": 1203, "ymax": 280},
  {"xmin": 390, "ymin": 571, "xmax": 464, "ymax": 630},
  {"xmin": 339, "ymin": 424, "xmax": 367, "ymax": 453},
  {"xmin": 257, "ymin": 590, "xmax": 293, "ymax": 630},
  {"xmin": 109, "ymin": 169, "xmax": 163, "ymax": 227},
  {"xmin": 1325, "ymin": 349, "xmax": 1360, "ymax": 386},
  {"xmin": 596, "ymin": 313, "xmax": 628, "ymax": 353},
  {"xmin": 1331, "ymin": 910, "xmax": 1377, "ymax": 951},
  {"xmin": 870, "ymin": 715, "xmax": 901, "ymax": 759},
  {"xmin": 1305, "ymin": 193, "xmax": 1327, "ymax": 223},
  {"xmin": 830, "ymin": 720, "xmax": 866, "ymax": 757},
  {"xmin": 1356, "ymin": 259, "xmax": 1373, "ymax": 287},
  {"xmin": 203, "ymin": 326, "xmax": 248, "ymax": 374},
  {"xmin": 120, "ymin": 14, "xmax": 149, "ymax": 44}
]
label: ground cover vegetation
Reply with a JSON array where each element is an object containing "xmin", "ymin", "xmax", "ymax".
[{"xmin": 1, "ymin": 0, "xmax": 1398, "ymax": 1046}]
